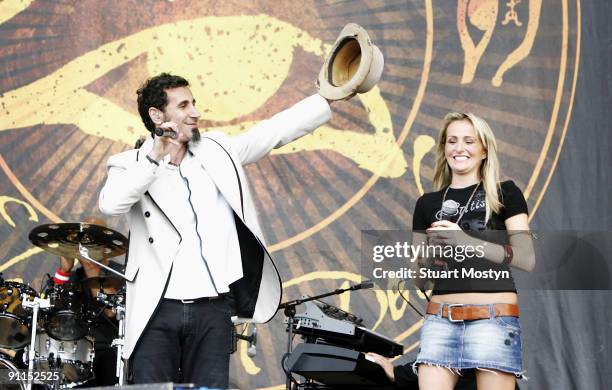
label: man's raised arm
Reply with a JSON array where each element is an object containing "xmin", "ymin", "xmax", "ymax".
[{"xmin": 229, "ymin": 94, "xmax": 331, "ymax": 165}]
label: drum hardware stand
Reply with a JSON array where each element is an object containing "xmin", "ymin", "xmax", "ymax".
[
  {"xmin": 277, "ymin": 280, "xmax": 373, "ymax": 390},
  {"xmin": 111, "ymin": 304, "xmax": 126, "ymax": 386},
  {"xmin": 78, "ymin": 245, "xmax": 128, "ymax": 280},
  {"xmin": 97, "ymin": 290, "xmax": 127, "ymax": 386},
  {"xmin": 21, "ymin": 294, "xmax": 51, "ymax": 390}
]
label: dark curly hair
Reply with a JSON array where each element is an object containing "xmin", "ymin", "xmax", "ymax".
[{"xmin": 136, "ymin": 73, "xmax": 190, "ymax": 136}]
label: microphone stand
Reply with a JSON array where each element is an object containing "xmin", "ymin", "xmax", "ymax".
[{"xmin": 278, "ymin": 281, "xmax": 372, "ymax": 390}]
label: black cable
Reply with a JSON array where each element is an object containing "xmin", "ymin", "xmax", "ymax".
[
  {"xmin": 40, "ymin": 273, "xmax": 52, "ymax": 293},
  {"xmin": 396, "ymin": 280, "xmax": 425, "ymax": 317}
]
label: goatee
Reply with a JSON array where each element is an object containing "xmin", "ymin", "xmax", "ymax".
[{"xmin": 191, "ymin": 128, "xmax": 201, "ymax": 143}]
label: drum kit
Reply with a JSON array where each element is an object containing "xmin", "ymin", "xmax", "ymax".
[{"xmin": 0, "ymin": 222, "xmax": 129, "ymax": 389}]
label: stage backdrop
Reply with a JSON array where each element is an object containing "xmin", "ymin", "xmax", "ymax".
[{"xmin": 1, "ymin": 1, "xmax": 607, "ymax": 389}]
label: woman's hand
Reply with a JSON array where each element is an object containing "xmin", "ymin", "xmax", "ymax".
[
  {"xmin": 426, "ymin": 220, "xmax": 465, "ymax": 247},
  {"xmin": 366, "ymin": 353, "xmax": 395, "ymax": 382},
  {"xmin": 429, "ymin": 220, "xmax": 460, "ymax": 230}
]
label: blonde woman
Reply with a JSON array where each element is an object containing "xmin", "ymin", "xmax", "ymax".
[{"xmin": 370, "ymin": 112, "xmax": 535, "ymax": 389}]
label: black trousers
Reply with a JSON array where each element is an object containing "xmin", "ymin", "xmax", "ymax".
[{"xmin": 131, "ymin": 297, "xmax": 233, "ymax": 388}]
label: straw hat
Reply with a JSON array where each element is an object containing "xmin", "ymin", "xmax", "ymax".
[{"xmin": 317, "ymin": 23, "xmax": 384, "ymax": 101}]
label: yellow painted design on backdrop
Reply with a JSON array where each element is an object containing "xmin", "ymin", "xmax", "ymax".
[
  {"xmin": 0, "ymin": 196, "xmax": 38, "ymax": 227},
  {"xmin": 412, "ymin": 135, "xmax": 435, "ymax": 195},
  {"xmin": 502, "ymin": 0, "xmax": 524, "ymax": 26},
  {"xmin": 457, "ymin": 0, "xmax": 498, "ymax": 84},
  {"xmin": 0, "ymin": 0, "xmax": 34, "ymax": 25},
  {"xmin": 387, "ymin": 289, "xmax": 409, "ymax": 322},
  {"xmin": 457, "ymin": 0, "xmax": 542, "ymax": 87},
  {"xmin": 0, "ymin": 195, "xmax": 41, "ymax": 272},
  {"xmin": 0, "ymin": 247, "xmax": 43, "ymax": 273},
  {"xmin": 0, "ymin": 15, "xmax": 406, "ymax": 178},
  {"xmin": 338, "ymin": 280, "xmax": 351, "ymax": 311},
  {"xmin": 239, "ymin": 324, "xmax": 261, "ymax": 375},
  {"xmin": 494, "ymin": 0, "xmax": 542, "ymax": 86}
]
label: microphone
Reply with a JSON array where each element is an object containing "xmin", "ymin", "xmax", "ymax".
[
  {"xmin": 439, "ymin": 199, "xmax": 460, "ymax": 221},
  {"xmin": 154, "ymin": 127, "xmax": 177, "ymax": 138},
  {"xmin": 348, "ymin": 279, "xmax": 374, "ymax": 291},
  {"xmin": 431, "ymin": 200, "xmax": 460, "ymax": 271},
  {"xmin": 247, "ymin": 325, "xmax": 257, "ymax": 358}
]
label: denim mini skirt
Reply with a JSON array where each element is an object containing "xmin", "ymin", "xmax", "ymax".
[{"xmin": 414, "ymin": 303, "xmax": 523, "ymax": 377}]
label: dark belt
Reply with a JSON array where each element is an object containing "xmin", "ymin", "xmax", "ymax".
[
  {"xmin": 426, "ymin": 302, "xmax": 519, "ymax": 322},
  {"xmin": 165, "ymin": 293, "xmax": 228, "ymax": 304}
]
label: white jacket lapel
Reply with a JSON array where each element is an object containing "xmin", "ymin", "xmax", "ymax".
[
  {"xmin": 190, "ymin": 136, "xmax": 245, "ymax": 220},
  {"xmin": 138, "ymin": 139, "xmax": 183, "ymax": 229}
]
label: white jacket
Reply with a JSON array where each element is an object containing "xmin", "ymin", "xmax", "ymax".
[{"xmin": 98, "ymin": 94, "xmax": 331, "ymax": 358}]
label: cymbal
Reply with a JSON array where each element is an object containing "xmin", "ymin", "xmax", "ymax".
[
  {"xmin": 29, "ymin": 223, "xmax": 128, "ymax": 260},
  {"xmin": 80, "ymin": 276, "xmax": 125, "ymax": 291}
]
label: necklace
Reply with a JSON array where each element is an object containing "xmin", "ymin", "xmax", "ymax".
[{"xmin": 441, "ymin": 182, "xmax": 481, "ymax": 225}]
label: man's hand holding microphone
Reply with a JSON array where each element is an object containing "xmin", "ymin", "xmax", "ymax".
[{"xmin": 147, "ymin": 122, "xmax": 182, "ymax": 163}]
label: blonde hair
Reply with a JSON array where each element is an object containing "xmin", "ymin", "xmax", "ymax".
[{"xmin": 433, "ymin": 112, "xmax": 502, "ymax": 222}]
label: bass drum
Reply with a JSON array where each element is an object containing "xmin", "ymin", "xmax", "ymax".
[
  {"xmin": 26, "ymin": 333, "xmax": 95, "ymax": 388},
  {"xmin": 0, "ymin": 281, "xmax": 37, "ymax": 349}
]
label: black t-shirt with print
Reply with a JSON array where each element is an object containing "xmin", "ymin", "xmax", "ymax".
[{"xmin": 412, "ymin": 180, "xmax": 528, "ymax": 294}]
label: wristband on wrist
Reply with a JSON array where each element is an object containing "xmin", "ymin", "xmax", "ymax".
[
  {"xmin": 53, "ymin": 268, "xmax": 71, "ymax": 284},
  {"xmin": 502, "ymin": 244, "xmax": 514, "ymax": 265}
]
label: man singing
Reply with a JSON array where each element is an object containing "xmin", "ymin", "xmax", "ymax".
[{"xmin": 98, "ymin": 73, "xmax": 333, "ymax": 387}]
